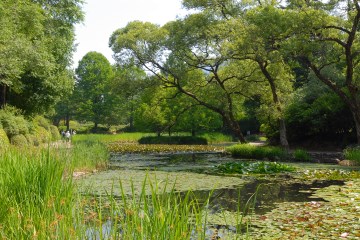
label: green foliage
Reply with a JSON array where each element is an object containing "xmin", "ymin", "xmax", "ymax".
[
  {"xmin": 226, "ymin": 144, "xmax": 287, "ymax": 160},
  {"xmin": 74, "ymin": 51, "xmax": 114, "ymax": 128},
  {"xmin": 0, "ymin": 109, "xmax": 29, "ymax": 138},
  {"xmin": 70, "ymin": 140, "xmax": 109, "ymax": 171},
  {"xmin": 0, "ymin": 148, "xmax": 75, "ymax": 238},
  {"xmin": 300, "ymin": 169, "xmax": 360, "ymax": 181},
  {"xmin": 344, "ymin": 147, "xmax": 360, "ymax": 163},
  {"xmin": 0, "ymin": 128, "xmax": 10, "ymax": 149},
  {"xmin": 138, "ymin": 136, "xmax": 208, "ymax": 145},
  {"xmin": 10, "ymin": 135, "xmax": 28, "ymax": 147},
  {"xmin": 49, "ymin": 125, "xmax": 61, "ymax": 141},
  {"xmin": 32, "ymin": 115, "xmax": 51, "ymax": 130},
  {"xmin": 293, "ymin": 149, "xmax": 311, "ymax": 162},
  {"xmin": 24, "ymin": 134, "xmax": 35, "ymax": 146},
  {"xmin": 199, "ymin": 132, "xmax": 233, "ymax": 143},
  {"xmin": 216, "ymin": 161, "xmax": 296, "ymax": 174},
  {"xmin": 0, "ymin": 0, "xmax": 83, "ymax": 114},
  {"xmin": 72, "ymin": 133, "xmax": 151, "ymax": 144},
  {"xmin": 33, "ymin": 126, "xmax": 51, "ymax": 144}
]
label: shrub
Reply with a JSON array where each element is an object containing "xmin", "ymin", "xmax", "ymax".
[
  {"xmin": 0, "ymin": 111, "xmax": 29, "ymax": 138},
  {"xmin": 33, "ymin": 126, "xmax": 51, "ymax": 144},
  {"xmin": 293, "ymin": 149, "xmax": 311, "ymax": 162},
  {"xmin": 0, "ymin": 128, "xmax": 10, "ymax": 149},
  {"xmin": 49, "ymin": 125, "xmax": 61, "ymax": 141},
  {"xmin": 24, "ymin": 134, "xmax": 35, "ymax": 146},
  {"xmin": 226, "ymin": 144, "xmax": 287, "ymax": 160},
  {"xmin": 10, "ymin": 134, "xmax": 28, "ymax": 147},
  {"xmin": 32, "ymin": 115, "xmax": 50, "ymax": 130},
  {"xmin": 138, "ymin": 136, "xmax": 208, "ymax": 145}
]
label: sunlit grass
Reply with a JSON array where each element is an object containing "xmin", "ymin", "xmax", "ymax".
[
  {"xmin": 344, "ymin": 147, "xmax": 360, "ymax": 163},
  {"xmin": 72, "ymin": 133, "xmax": 155, "ymax": 144},
  {"xmin": 226, "ymin": 144, "xmax": 287, "ymax": 160}
]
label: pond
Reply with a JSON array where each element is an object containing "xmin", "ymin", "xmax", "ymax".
[
  {"xmin": 78, "ymin": 152, "xmax": 348, "ymax": 215},
  {"xmin": 77, "ymin": 152, "xmax": 360, "ymax": 239}
]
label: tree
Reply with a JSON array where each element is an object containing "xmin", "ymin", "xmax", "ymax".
[
  {"xmin": 74, "ymin": 52, "xmax": 114, "ymax": 130},
  {"xmin": 111, "ymin": 64, "xmax": 149, "ymax": 130},
  {"xmin": 182, "ymin": 1, "xmax": 293, "ymax": 149},
  {"xmin": 0, "ymin": 0, "xmax": 83, "ymax": 114},
  {"xmin": 110, "ymin": 19, "xmax": 252, "ymax": 142},
  {"xmin": 282, "ymin": 0, "xmax": 360, "ymax": 144}
]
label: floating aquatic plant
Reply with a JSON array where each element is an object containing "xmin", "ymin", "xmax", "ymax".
[
  {"xmin": 216, "ymin": 161, "xmax": 296, "ymax": 174},
  {"xmin": 107, "ymin": 143, "xmax": 225, "ymax": 154}
]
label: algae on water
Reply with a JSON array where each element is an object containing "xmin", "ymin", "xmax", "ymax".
[{"xmin": 77, "ymin": 170, "xmax": 247, "ymax": 196}]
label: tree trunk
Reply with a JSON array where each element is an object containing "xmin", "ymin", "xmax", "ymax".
[
  {"xmin": 0, "ymin": 84, "xmax": 6, "ymax": 109},
  {"xmin": 129, "ymin": 105, "xmax": 134, "ymax": 131},
  {"xmin": 351, "ymin": 110, "xmax": 360, "ymax": 144},
  {"xmin": 223, "ymin": 115, "xmax": 246, "ymax": 143},
  {"xmin": 259, "ymin": 61, "xmax": 290, "ymax": 151},
  {"xmin": 191, "ymin": 129, "xmax": 196, "ymax": 137},
  {"xmin": 279, "ymin": 118, "xmax": 289, "ymax": 152}
]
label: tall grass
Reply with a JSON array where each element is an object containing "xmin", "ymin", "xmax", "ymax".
[
  {"xmin": 199, "ymin": 132, "xmax": 233, "ymax": 144},
  {"xmin": 293, "ymin": 149, "xmax": 312, "ymax": 162},
  {"xmin": 0, "ymin": 147, "xmax": 76, "ymax": 239},
  {"xmin": 344, "ymin": 147, "xmax": 360, "ymax": 163},
  {"xmin": 226, "ymin": 144, "xmax": 287, "ymax": 160},
  {"xmin": 0, "ymin": 145, "xmax": 254, "ymax": 238},
  {"xmin": 68, "ymin": 141, "xmax": 109, "ymax": 171}
]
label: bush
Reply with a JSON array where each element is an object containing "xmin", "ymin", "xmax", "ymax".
[
  {"xmin": 10, "ymin": 134, "xmax": 28, "ymax": 147},
  {"xmin": 0, "ymin": 128, "xmax": 10, "ymax": 149},
  {"xmin": 0, "ymin": 111, "xmax": 29, "ymax": 138},
  {"xmin": 33, "ymin": 126, "xmax": 51, "ymax": 144},
  {"xmin": 226, "ymin": 144, "xmax": 287, "ymax": 160},
  {"xmin": 49, "ymin": 125, "xmax": 61, "ymax": 141},
  {"xmin": 24, "ymin": 134, "xmax": 35, "ymax": 146},
  {"xmin": 138, "ymin": 136, "xmax": 208, "ymax": 145},
  {"xmin": 32, "ymin": 115, "xmax": 50, "ymax": 130},
  {"xmin": 293, "ymin": 149, "xmax": 311, "ymax": 162}
]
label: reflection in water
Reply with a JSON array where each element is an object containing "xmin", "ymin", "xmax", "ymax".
[
  {"xmin": 109, "ymin": 152, "xmax": 345, "ymax": 215},
  {"xmin": 188, "ymin": 179, "xmax": 344, "ymax": 215}
]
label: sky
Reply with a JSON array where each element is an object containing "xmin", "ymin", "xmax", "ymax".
[{"xmin": 72, "ymin": 0, "xmax": 186, "ymax": 68}]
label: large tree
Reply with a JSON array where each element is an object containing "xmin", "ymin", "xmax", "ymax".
[
  {"xmin": 74, "ymin": 52, "xmax": 114, "ymax": 130},
  {"xmin": 281, "ymin": 0, "xmax": 360, "ymax": 144},
  {"xmin": 109, "ymin": 19, "xmax": 253, "ymax": 142},
  {"xmin": 0, "ymin": 0, "xmax": 83, "ymax": 114}
]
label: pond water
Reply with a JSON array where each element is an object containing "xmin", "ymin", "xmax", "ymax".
[
  {"xmin": 79, "ymin": 152, "xmax": 347, "ymax": 216},
  {"xmin": 78, "ymin": 152, "xmax": 360, "ymax": 239}
]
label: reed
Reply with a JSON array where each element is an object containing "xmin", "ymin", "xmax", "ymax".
[{"xmin": 0, "ymin": 147, "xmax": 76, "ymax": 239}]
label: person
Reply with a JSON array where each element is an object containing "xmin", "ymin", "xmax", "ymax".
[{"xmin": 65, "ymin": 130, "xmax": 71, "ymax": 142}]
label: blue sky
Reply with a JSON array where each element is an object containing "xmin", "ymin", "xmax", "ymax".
[{"xmin": 73, "ymin": 0, "xmax": 185, "ymax": 68}]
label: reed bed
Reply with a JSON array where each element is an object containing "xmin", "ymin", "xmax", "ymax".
[{"xmin": 0, "ymin": 146, "xmax": 252, "ymax": 239}]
